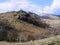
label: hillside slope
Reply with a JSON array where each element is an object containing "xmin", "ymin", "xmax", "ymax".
[
  {"xmin": 40, "ymin": 13, "xmax": 60, "ymax": 28},
  {"xmin": 0, "ymin": 10, "xmax": 49, "ymax": 42},
  {"xmin": 0, "ymin": 10, "xmax": 60, "ymax": 43},
  {"xmin": 0, "ymin": 35, "xmax": 60, "ymax": 45}
]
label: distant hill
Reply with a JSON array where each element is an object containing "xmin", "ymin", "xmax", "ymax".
[
  {"xmin": 40, "ymin": 14, "xmax": 60, "ymax": 28},
  {"xmin": 40, "ymin": 14, "xmax": 60, "ymax": 20},
  {"xmin": 55, "ymin": 15, "xmax": 60, "ymax": 17}
]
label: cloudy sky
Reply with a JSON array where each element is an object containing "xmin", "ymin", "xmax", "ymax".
[{"xmin": 0, "ymin": 0, "xmax": 60, "ymax": 15}]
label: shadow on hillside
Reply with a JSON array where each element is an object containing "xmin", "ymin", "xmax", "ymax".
[
  {"xmin": 16, "ymin": 10, "xmax": 49, "ymax": 28},
  {"xmin": 0, "ymin": 19, "xmax": 47, "ymax": 42}
]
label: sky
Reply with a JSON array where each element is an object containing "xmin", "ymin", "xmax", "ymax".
[{"xmin": 0, "ymin": 0, "xmax": 60, "ymax": 15}]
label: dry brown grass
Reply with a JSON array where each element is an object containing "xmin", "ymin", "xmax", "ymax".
[
  {"xmin": 0, "ymin": 11, "xmax": 60, "ymax": 45},
  {"xmin": 0, "ymin": 35, "xmax": 60, "ymax": 45},
  {"xmin": 0, "ymin": 12, "xmax": 49, "ymax": 42},
  {"xmin": 42, "ymin": 19, "xmax": 60, "ymax": 28}
]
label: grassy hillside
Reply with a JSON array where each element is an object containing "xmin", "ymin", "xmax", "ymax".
[
  {"xmin": 0, "ymin": 10, "xmax": 49, "ymax": 42},
  {"xmin": 42, "ymin": 19, "xmax": 60, "ymax": 28},
  {"xmin": 0, "ymin": 10, "xmax": 60, "ymax": 45},
  {"xmin": 0, "ymin": 35, "xmax": 60, "ymax": 45}
]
